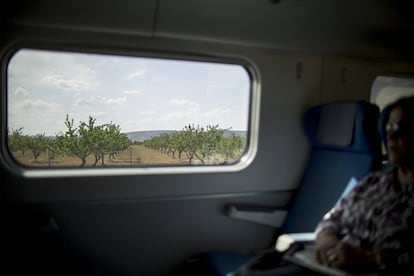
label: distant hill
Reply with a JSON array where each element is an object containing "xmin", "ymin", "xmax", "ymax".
[
  {"xmin": 125, "ymin": 130, "xmax": 177, "ymax": 142},
  {"xmin": 124, "ymin": 130, "xmax": 247, "ymax": 142}
]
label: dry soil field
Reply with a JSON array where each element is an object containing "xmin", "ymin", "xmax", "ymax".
[{"xmin": 10, "ymin": 145, "xmax": 188, "ymax": 167}]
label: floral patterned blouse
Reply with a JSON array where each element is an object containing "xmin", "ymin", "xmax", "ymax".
[{"xmin": 316, "ymin": 168, "xmax": 414, "ymax": 270}]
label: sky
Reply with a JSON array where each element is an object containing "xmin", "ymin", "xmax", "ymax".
[{"xmin": 8, "ymin": 49, "xmax": 251, "ymax": 136}]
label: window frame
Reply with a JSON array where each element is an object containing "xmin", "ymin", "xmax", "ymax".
[{"xmin": 1, "ymin": 44, "xmax": 261, "ymax": 178}]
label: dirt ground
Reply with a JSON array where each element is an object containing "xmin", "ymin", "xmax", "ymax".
[{"xmin": 10, "ymin": 145, "xmax": 188, "ymax": 168}]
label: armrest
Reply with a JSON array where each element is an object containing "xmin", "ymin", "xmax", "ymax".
[
  {"xmin": 274, "ymin": 232, "xmax": 316, "ymax": 252},
  {"xmin": 226, "ymin": 204, "xmax": 287, "ymax": 228}
]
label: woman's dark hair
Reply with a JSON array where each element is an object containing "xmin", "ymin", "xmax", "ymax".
[{"xmin": 386, "ymin": 96, "xmax": 414, "ymax": 120}]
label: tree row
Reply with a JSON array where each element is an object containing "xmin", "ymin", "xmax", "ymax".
[{"xmin": 143, "ymin": 124, "xmax": 245, "ymax": 164}]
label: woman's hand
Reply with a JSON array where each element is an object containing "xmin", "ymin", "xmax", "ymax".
[
  {"xmin": 315, "ymin": 228, "xmax": 341, "ymax": 266},
  {"xmin": 315, "ymin": 228, "xmax": 378, "ymax": 271}
]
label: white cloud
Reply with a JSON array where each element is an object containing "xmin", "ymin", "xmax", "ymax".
[
  {"xmin": 9, "ymin": 50, "xmax": 99, "ymax": 92},
  {"xmin": 42, "ymin": 72, "xmax": 98, "ymax": 92},
  {"xmin": 124, "ymin": 70, "xmax": 148, "ymax": 80},
  {"xmin": 123, "ymin": 89, "xmax": 142, "ymax": 95},
  {"xmin": 202, "ymin": 108, "xmax": 232, "ymax": 117},
  {"xmin": 106, "ymin": 96, "xmax": 127, "ymax": 104},
  {"xmin": 139, "ymin": 110, "xmax": 157, "ymax": 115},
  {"xmin": 164, "ymin": 110, "xmax": 193, "ymax": 120},
  {"xmin": 168, "ymin": 98, "xmax": 199, "ymax": 107},
  {"xmin": 91, "ymin": 111, "xmax": 108, "ymax": 117},
  {"xmin": 76, "ymin": 95, "xmax": 127, "ymax": 106},
  {"xmin": 13, "ymin": 86, "xmax": 29, "ymax": 95},
  {"xmin": 18, "ymin": 99, "xmax": 61, "ymax": 111}
]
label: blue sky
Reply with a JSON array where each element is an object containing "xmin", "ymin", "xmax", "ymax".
[{"xmin": 8, "ymin": 49, "xmax": 251, "ymax": 136}]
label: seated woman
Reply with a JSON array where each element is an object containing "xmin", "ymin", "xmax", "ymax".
[{"xmin": 315, "ymin": 96, "xmax": 414, "ymax": 274}]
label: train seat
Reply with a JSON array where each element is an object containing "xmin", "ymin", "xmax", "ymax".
[{"xmin": 199, "ymin": 100, "xmax": 383, "ymax": 276}]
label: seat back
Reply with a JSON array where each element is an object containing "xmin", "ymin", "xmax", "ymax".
[
  {"xmin": 194, "ymin": 101, "xmax": 382, "ymax": 276},
  {"xmin": 282, "ymin": 101, "xmax": 382, "ymax": 233}
]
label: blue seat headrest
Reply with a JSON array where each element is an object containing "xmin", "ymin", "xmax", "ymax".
[{"xmin": 303, "ymin": 101, "xmax": 380, "ymax": 154}]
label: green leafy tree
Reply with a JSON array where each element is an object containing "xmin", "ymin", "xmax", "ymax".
[
  {"xmin": 57, "ymin": 115, "xmax": 94, "ymax": 167},
  {"xmin": 219, "ymin": 133, "xmax": 244, "ymax": 163},
  {"xmin": 169, "ymin": 132, "xmax": 185, "ymax": 159},
  {"xmin": 8, "ymin": 128, "xmax": 30, "ymax": 155},
  {"xmin": 57, "ymin": 115, "xmax": 131, "ymax": 167},
  {"xmin": 27, "ymin": 133, "xmax": 51, "ymax": 160},
  {"xmin": 199, "ymin": 124, "xmax": 224, "ymax": 161},
  {"xmin": 104, "ymin": 123, "xmax": 130, "ymax": 163},
  {"xmin": 181, "ymin": 124, "xmax": 205, "ymax": 163},
  {"xmin": 143, "ymin": 124, "xmax": 246, "ymax": 164}
]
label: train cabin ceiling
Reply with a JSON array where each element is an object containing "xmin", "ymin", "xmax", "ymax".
[{"xmin": 1, "ymin": 0, "xmax": 414, "ymax": 61}]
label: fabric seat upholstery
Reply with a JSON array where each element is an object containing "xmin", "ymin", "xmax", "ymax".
[{"xmin": 198, "ymin": 101, "xmax": 382, "ymax": 276}]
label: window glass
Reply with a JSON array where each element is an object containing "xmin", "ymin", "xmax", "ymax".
[
  {"xmin": 7, "ymin": 49, "xmax": 252, "ymax": 170},
  {"xmin": 371, "ymin": 75, "xmax": 414, "ymax": 110}
]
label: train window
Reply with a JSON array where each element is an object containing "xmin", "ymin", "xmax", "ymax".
[
  {"xmin": 5, "ymin": 48, "xmax": 258, "ymax": 177},
  {"xmin": 371, "ymin": 75, "xmax": 414, "ymax": 110}
]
